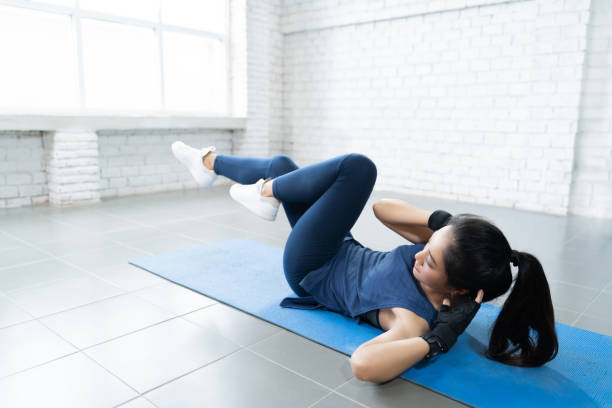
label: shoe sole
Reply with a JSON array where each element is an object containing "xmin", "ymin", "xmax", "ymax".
[{"xmin": 171, "ymin": 142, "xmax": 217, "ymax": 188}]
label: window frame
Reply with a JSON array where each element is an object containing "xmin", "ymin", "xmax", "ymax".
[{"xmin": 0, "ymin": 0, "xmax": 239, "ymax": 130}]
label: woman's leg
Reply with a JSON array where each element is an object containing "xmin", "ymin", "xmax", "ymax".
[
  {"xmin": 271, "ymin": 153, "xmax": 377, "ymax": 297},
  {"xmin": 211, "ymin": 151, "xmax": 377, "ymax": 297},
  {"xmin": 212, "ymin": 154, "xmax": 310, "ymax": 227}
]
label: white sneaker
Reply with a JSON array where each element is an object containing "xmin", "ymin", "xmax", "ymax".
[
  {"xmin": 171, "ymin": 141, "xmax": 218, "ymax": 188},
  {"xmin": 229, "ymin": 178, "xmax": 280, "ymax": 221}
]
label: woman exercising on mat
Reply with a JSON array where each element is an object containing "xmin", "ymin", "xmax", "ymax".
[{"xmin": 172, "ymin": 141, "xmax": 559, "ymax": 384}]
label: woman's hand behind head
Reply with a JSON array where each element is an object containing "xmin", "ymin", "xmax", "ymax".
[{"xmin": 426, "ymin": 289, "xmax": 485, "ymax": 354}]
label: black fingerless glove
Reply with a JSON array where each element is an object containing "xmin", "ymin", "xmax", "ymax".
[
  {"xmin": 420, "ymin": 295, "xmax": 481, "ymax": 359},
  {"xmin": 428, "ymin": 210, "xmax": 452, "ymax": 231}
]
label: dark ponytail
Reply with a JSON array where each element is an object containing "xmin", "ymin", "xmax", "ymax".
[
  {"xmin": 486, "ymin": 250, "xmax": 559, "ymax": 366},
  {"xmin": 444, "ymin": 215, "xmax": 559, "ymax": 367}
]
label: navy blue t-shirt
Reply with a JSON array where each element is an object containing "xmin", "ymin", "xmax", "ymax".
[{"xmin": 280, "ymin": 237, "xmax": 438, "ymax": 329}]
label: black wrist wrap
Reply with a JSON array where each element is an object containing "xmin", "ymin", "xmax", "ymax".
[
  {"xmin": 428, "ymin": 210, "xmax": 452, "ymax": 231},
  {"xmin": 421, "ymin": 297, "xmax": 481, "ymax": 359}
]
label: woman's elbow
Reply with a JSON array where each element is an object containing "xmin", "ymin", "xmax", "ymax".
[
  {"xmin": 350, "ymin": 357, "xmax": 369, "ymax": 381},
  {"xmin": 350, "ymin": 357, "xmax": 393, "ymax": 383}
]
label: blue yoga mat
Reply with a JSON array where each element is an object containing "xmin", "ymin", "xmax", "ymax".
[{"xmin": 129, "ymin": 238, "xmax": 612, "ymax": 408}]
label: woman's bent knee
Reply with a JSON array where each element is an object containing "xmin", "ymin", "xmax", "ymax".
[
  {"xmin": 270, "ymin": 154, "xmax": 298, "ymax": 176},
  {"xmin": 342, "ymin": 153, "xmax": 377, "ymax": 182}
]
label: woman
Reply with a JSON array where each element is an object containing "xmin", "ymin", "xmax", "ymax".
[{"xmin": 171, "ymin": 142, "xmax": 559, "ymax": 384}]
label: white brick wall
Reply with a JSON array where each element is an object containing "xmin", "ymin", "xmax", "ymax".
[
  {"xmin": 0, "ymin": 129, "xmax": 234, "ymax": 208},
  {"xmin": 279, "ymin": 0, "xmax": 593, "ymax": 215},
  {"xmin": 44, "ymin": 131, "xmax": 101, "ymax": 206},
  {"xmin": 97, "ymin": 129, "xmax": 233, "ymax": 198},
  {"xmin": 231, "ymin": 0, "xmax": 248, "ymax": 118},
  {"xmin": 233, "ymin": 0, "xmax": 284, "ymax": 157},
  {"xmin": 569, "ymin": 0, "xmax": 612, "ymax": 217},
  {"xmin": 0, "ymin": 131, "xmax": 48, "ymax": 209},
  {"xmin": 1, "ymin": 0, "xmax": 611, "ymax": 217}
]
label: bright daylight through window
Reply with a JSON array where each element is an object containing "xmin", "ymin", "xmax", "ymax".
[{"xmin": 0, "ymin": 0, "xmax": 228, "ymax": 116}]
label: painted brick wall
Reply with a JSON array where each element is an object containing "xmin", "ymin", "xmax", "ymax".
[
  {"xmin": 0, "ymin": 129, "xmax": 233, "ymax": 208},
  {"xmin": 569, "ymin": 0, "xmax": 612, "ymax": 217},
  {"xmin": 279, "ymin": 0, "xmax": 592, "ymax": 215},
  {"xmin": 44, "ymin": 131, "xmax": 100, "ymax": 206},
  {"xmin": 2, "ymin": 0, "xmax": 611, "ymax": 217},
  {"xmin": 231, "ymin": 0, "xmax": 248, "ymax": 119},
  {"xmin": 97, "ymin": 129, "xmax": 232, "ymax": 198},
  {"xmin": 233, "ymin": 0, "xmax": 284, "ymax": 157},
  {"xmin": 0, "ymin": 131, "xmax": 48, "ymax": 209}
]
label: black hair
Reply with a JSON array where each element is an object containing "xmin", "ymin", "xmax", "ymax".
[{"xmin": 443, "ymin": 214, "xmax": 558, "ymax": 367}]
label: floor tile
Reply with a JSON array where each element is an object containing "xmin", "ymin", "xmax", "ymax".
[
  {"xmin": 155, "ymin": 218, "xmax": 263, "ymax": 243},
  {"xmin": 40, "ymin": 293, "xmax": 175, "ymax": 349},
  {"xmin": 0, "ymin": 295, "xmax": 33, "ymax": 328},
  {"xmin": 0, "ymin": 232, "xmax": 24, "ymax": 250},
  {"xmin": 90, "ymin": 263, "xmax": 167, "ymax": 292},
  {"xmin": 145, "ymin": 349, "xmax": 329, "ymax": 408},
  {"xmin": 0, "ymin": 259, "xmax": 84, "ymax": 292},
  {"xmin": 59, "ymin": 244, "xmax": 151, "ymax": 273},
  {"xmin": 85, "ymin": 318, "xmax": 240, "ymax": 393},
  {"xmin": 0, "ymin": 320, "xmax": 77, "ymax": 378},
  {"xmin": 543, "ymin": 256, "xmax": 612, "ymax": 289},
  {"xmin": 573, "ymin": 314, "xmax": 612, "ymax": 336},
  {"xmin": 104, "ymin": 191, "xmax": 239, "ymax": 226},
  {"xmin": 554, "ymin": 307, "xmax": 581, "ymax": 326},
  {"xmin": 0, "ymin": 219, "xmax": 90, "ymax": 245},
  {"xmin": 45, "ymin": 207, "xmax": 117, "ymax": 225},
  {"xmin": 105, "ymin": 207, "xmax": 205, "ymax": 227},
  {"xmin": 34, "ymin": 233, "xmax": 117, "ymax": 257},
  {"xmin": 548, "ymin": 282, "xmax": 600, "ymax": 313},
  {"xmin": 310, "ymin": 392, "xmax": 366, "ymax": 408},
  {"xmin": 103, "ymin": 226, "xmax": 172, "ymax": 244},
  {"xmin": 1, "ymin": 184, "xmax": 611, "ymax": 408},
  {"xmin": 581, "ymin": 292, "xmax": 612, "ymax": 322},
  {"xmin": 5, "ymin": 274, "xmax": 125, "ymax": 318},
  {"xmin": 0, "ymin": 245, "xmax": 50, "ymax": 269},
  {"xmin": 132, "ymin": 281, "xmax": 216, "ymax": 315},
  {"xmin": 0, "ymin": 352, "xmax": 137, "ymax": 408},
  {"xmin": 117, "ymin": 397, "xmax": 158, "ymax": 408},
  {"xmin": 249, "ymin": 330, "xmax": 354, "ymax": 389},
  {"xmin": 122, "ymin": 233, "xmax": 203, "ymax": 255},
  {"xmin": 249, "ymin": 233, "xmax": 286, "ymax": 247},
  {"xmin": 204, "ymin": 210, "xmax": 292, "ymax": 240},
  {"xmin": 48, "ymin": 211, "xmax": 143, "ymax": 233},
  {"xmin": 0, "ymin": 213, "xmax": 55, "ymax": 230},
  {"xmin": 336, "ymin": 377, "xmax": 467, "ymax": 408},
  {"xmin": 183, "ymin": 302, "xmax": 282, "ymax": 347}
]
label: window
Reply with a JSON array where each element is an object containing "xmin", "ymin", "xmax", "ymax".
[
  {"xmin": 0, "ymin": 0, "xmax": 229, "ymax": 116},
  {"xmin": 0, "ymin": 5, "xmax": 79, "ymax": 110}
]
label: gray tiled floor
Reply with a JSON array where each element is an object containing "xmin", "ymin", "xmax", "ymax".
[{"xmin": 0, "ymin": 185, "xmax": 610, "ymax": 408}]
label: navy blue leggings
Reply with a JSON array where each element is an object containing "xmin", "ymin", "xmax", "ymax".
[{"xmin": 214, "ymin": 153, "xmax": 377, "ymax": 297}]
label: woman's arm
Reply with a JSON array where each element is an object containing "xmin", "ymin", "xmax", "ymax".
[
  {"xmin": 351, "ymin": 292, "xmax": 484, "ymax": 384},
  {"xmin": 351, "ymin": 325, "xmax": 429, "ymax": 383},
  {"xmin": 352, "ymin": 336, "xmax": 430, "ymax": 383},
  {"xmin": 372, "ymin": 199, "xmax": 434, "ymax": 244},
  {"xmin": 350, "ymin": 313, "xmax": 430, "ymax": 383}
]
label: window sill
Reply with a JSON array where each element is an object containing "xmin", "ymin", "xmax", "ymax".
[{"xmin": 0, "ymin": 114, "xmax": 246, "ymax": 131}]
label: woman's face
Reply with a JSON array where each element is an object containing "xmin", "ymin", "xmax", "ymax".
[{"xmin": 413, "ymin": 226, "xmax": 455, "ymax": 293}]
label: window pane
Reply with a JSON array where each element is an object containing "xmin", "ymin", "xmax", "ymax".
[
  {"xmin": 163, "ymin": 32, "xmax": 226, "ymax": 114},
  {"xmin": 0, "ymin": 5, "xmax": 79, "ymax": 110},
  {"xmin": 80, "ymin": 0, "xmax": 160, "ymax": 22},
  {"xmin": 161, "ymin": 0, "xmax": 226, "ymax": 34},
  {"xmin": 37, "ymin": 0, "xmax": 75, "ymax": 7},
  {"xmin": 81, "ymin": 19, "xmax": 161, "ymax": 111}
]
